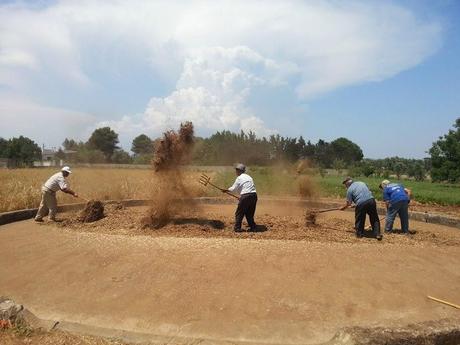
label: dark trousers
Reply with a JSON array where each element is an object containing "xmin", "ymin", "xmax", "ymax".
[
  {"xmin": 385, "ymin": 200, "xmax": 409, "ymax": 233},
  {"xmin": 235, "ymin": 193, "xmax": 257, "ymax": 230},
  {"xmin": 355, "ymin": 198, "xmax": 381, "ymax": 237}
]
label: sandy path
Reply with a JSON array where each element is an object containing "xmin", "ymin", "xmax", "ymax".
[{"xmin": 1, "ymin": 217, "xmax": 459, "ymax": 344}]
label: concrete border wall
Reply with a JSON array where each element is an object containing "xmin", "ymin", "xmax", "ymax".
[{"xmin": 1, "ymin": 198, "xmax": 459, "ymax": 229}]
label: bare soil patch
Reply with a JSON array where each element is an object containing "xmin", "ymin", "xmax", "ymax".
[
  {"xmin": 0, "ymin": 330, "xmax": 131, "ymax": 345},
  {"xmin": 56, "ymin": 203, "xmax": 460, "ymax": 247}
]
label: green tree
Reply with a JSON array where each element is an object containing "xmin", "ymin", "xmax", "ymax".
[
  {"xmin": 0, "ymin": 137, "xmax": 8, "ymax": 157},
  {"xmin": 361, "ymin": 161, "xmax": 376, "ymax": 177},
  {"xmin": 75, "ymin": 148, "xmax": 106, "ymax": 163},
  {"xmin": 314, "ymin": 139, "xmax": 334, "ymax": 168},
  {"xmin": 412, "ymin": 163, "xmax": 425, "ymax": 181},
  {"xmin": 429, "ymin": 118, "xmax": 460, "ymax": 182},
  {"xmin": 330, "ymin": 137, "xmax": 363, "ymax": 166},
  {"xmin": 131, "ymin": 134, "xmax": 154, "ymax": 156},
  {"xmin": 62, "ymin": 138, "xmax": 81, "ymax": 151},
  {"xmin": 332, "ymin": 159, "xmax": 346, "ymax": 175},
  {"xmin": 112, "ymin": 149, "xmax": 133, "ymax": 164},
  {"xmin": 393, "ymin": 162, "xmax": 405, "ymax": 180},
  {"xmin": 5, "ymin": 136, "xmax": 42, "ymax": 167},
  {"xmin": 87, "ymin": 127, "xmax": 120, "ymax": 161}
]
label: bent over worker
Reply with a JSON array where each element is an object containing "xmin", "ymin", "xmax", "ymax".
[
  {"xmin": 35, "ymin": 166, "xmax": 78, "ymax": 222},
  {"xmin": 340, "ymin": 177, "xmax": 382, "ymax": 240},
  {"xmin": 380, "ymin": 180, "xmax": 411, "ymax": 234},
  {"xmin": 222, "ymin": 163, "xmax": 257, "ymax": 232}
]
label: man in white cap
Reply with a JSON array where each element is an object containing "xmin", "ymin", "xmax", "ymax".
[
  {"xmin": 379, "ymin": 180, "xmax": 412, "ymax": 234},
  {"xmin": 34, "ymin": 166, "xmax": 78, "ymax": 222},
  {"xmin": 222, "ymin": 163, "xmax": 258, "ymax": 232}
]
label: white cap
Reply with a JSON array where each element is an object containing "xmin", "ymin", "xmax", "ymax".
[
  {"xmin": 380, "ymin": 179, "xmax": 390, "ymax": 188},
  {"xmin": 235, "ymin": 163, "xmax": 246, "ymax": 172},
  {"xmin": 61, "ymin": 166, "xmax": 72, "ymax": 174}
]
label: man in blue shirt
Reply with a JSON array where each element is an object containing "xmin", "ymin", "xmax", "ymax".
[
  {"xmin": 340, "ymin": 177, "xmax": 382, "ymax": 240},
  {"xmin": 380, "ymin": 180, "xmax": 411, "ymax": 234}
]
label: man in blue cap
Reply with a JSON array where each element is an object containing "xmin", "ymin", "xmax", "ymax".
[
  {"xmin": 222, "ymin": 163, "xmax": 257, "ymax": 232},
  {"xmin": 380, "ymin": 180, "xmax": 411, "ymax": 234},
  {"xmin": 340, "ymin": 177, "xmax": 382, "ymax": 240}
]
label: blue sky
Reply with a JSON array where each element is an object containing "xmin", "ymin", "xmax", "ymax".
[{"xmin": 0, "ymin": 0, "xmax": 459, "ymax": 158}]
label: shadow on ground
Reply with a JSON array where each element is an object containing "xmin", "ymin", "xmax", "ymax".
[{"xmin": 172, "ymin": 218, "xmax": 225, "ymax": 229}]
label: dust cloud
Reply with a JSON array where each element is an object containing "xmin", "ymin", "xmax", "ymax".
[{"xmin": 143, "ymin": 122, "xmax": 198, "ymax": 228}]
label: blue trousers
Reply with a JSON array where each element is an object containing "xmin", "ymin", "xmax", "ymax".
[{"xmin": 385, "ymin": 200, "xmax": 409, "ymax": 233}]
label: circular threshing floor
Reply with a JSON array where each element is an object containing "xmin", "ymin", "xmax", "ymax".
[{"xmin": 0, "ymin": 201, "xmax": 459, "ymax": 344}]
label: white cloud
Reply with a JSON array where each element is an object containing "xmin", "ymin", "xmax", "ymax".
[
  {"xmin": 0, "ymin": 0, "xmax": 443, "ymax": 145},
  {"xmin": 0, "ymin": 94, "xmax": 96, "ymax": 147},
  {"xmin": 96, "ymin": 46, "xmax": 279, "ymax": 140}
]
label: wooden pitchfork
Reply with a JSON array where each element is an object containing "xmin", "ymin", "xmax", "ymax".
[{"xmin": 199, "ymin": 174, "xmax": 239, "ymax": 200}]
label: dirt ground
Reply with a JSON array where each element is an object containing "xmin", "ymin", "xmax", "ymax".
[
  {"xmin": 0, "ymin": 330, "xmax": 129, "ymax": 345},
  {"xmin": 1, "ymin": 201, "xmax": 459, "ymax": 344},
  {"xmin": 53, "ymin": 203, "xmax": 460, "ymax": 247}
]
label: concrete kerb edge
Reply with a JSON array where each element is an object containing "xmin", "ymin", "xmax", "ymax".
[{"xmin": 0, "ymin": 197, "xmax": 459, "ymax": 229}]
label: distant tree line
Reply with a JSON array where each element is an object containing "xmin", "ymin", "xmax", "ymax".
[
  {"xmin": 191, "ymin": 131, "xmax": 364, "ymax": 168},
  {"xmin": 1, "ymin": 117, "xmax": 459, "ymax": 183},
  {"xmin": 347, "ymin": 157, "xmax": 430, "ymax": 181},
  {"xmin": 57, "ymin": 128, "xmax": 154, "ymax": 164}
]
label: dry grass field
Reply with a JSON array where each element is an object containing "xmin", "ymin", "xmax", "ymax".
[
  {"xmin": 0, "ymin": 168, "xmax": 208, "ymax": 213},
  {"xmin": 2, "ymin": 167, "xmax": 460, "ymax": 214}
]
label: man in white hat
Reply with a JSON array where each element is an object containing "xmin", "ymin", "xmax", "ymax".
[
  {"xmin": 222, "ymin": 163, "xmax": 258, "ymax": 232},
  {"xmin": 34, "ymin": 166, "xmax": 78, "ymax": 222},
  {"xmin": 379, "ymin": 180, "xmax": 412, "ymax": 234}
]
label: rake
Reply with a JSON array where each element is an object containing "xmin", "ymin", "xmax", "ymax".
[
  {"xmin": 199, "ymin": 174, "xmax": 239, "ymax": 200},
  {"xmin": 366, "ymin": 216, "xmax": 386, "ymax": 231},
  {"xmin": 305, "ymin": 207, "xmax": 342, "ymax": 225}
]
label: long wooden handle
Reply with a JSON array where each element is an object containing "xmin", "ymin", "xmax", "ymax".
[
  {"xmin": 427, "ymin": 296, "xmax": 460, "ymax": 309},
  {"xmin": 315, "ymin": 207, "xmax": 342, "ymax": 214},
  {"xmin": 224, "ymin": 191, "xmax": 240, "ymax": 200},
  {"xmin": 207, "ymin": 181, "xmax": 239, "ymax": 200},
  {"xmin": 77, "ymin": 195, "xmax": 89, "ymax": 202}
]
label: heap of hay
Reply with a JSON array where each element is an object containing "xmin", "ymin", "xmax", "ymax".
[
  {"xmin": 305, "ymin": 211, "xmax": 317, "ymax": 225},
  {"xmin": 78, "ymin": 200, "xmax": 104, "ymax": 223}
]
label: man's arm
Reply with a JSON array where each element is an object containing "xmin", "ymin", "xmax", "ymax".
[
  {"xmin": 223, "ymin": 178, "xmax": 240, "ymax": 193},
  {"xmin": 404, "ymin": 188, "xmax": 412, "ymax": 198},
  {"xmin": 62, "ymin": 187, "xmax": 78, "ymax": 198},
  {"xmin": 340, "ymin": 200, "xmax": 352, "ymax": 210},
  {"xmin": 340, "ymin": 188, "xmax": 353, "ymax": 210},
  {"xmin": 383, "ymin": 188, "xmax": 390, "ymax": 209}
]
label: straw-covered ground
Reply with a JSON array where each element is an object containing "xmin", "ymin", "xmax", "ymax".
[{"xmin": 52, "ymin": 203, "xmax": 460, "ymax": 247}]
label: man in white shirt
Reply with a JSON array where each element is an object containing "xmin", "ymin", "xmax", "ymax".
[
  {"xmin": 34, "ymin": 166, "xmax": 78, "ymax": 222},
  {"xmin": 222, "ymin": 163, "xmax": 257, "ymax": 232}
]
